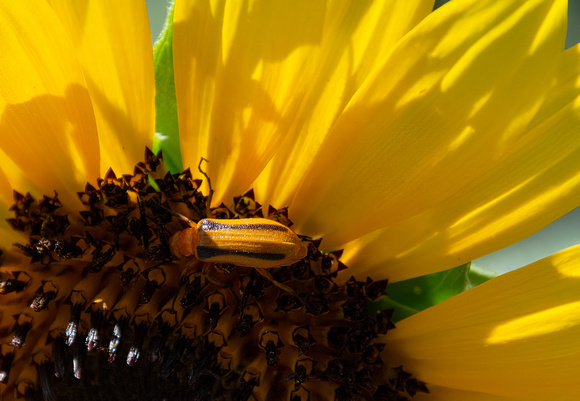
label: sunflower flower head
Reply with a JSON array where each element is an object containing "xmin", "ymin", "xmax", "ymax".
[
  {"xmin": 0, "ymin": 150, "xmax": 427, "ymax": 400},
  {"xmin": 2, "ymin": 0, "xmax": 580, "ymax": 400}
]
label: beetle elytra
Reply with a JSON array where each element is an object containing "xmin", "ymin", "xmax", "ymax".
[{"xmin": 170, "ymin": 217, "xmax": 308, "ymax": 269}]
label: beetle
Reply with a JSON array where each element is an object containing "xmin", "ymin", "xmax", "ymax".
[
  {"xmin": 168, "ymin": 159, "xmax": 308, "ymax": 298},
  {"xmin": 169, "ymin": 217, "xmax": 307, "ymax": 298},
  {"xmin": 169, "ymin": 217, "xmax": 308, "ymax": 269}
]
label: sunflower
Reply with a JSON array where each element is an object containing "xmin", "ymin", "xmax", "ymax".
[{"xmin": 0, "ymin": 0, "xmax": 579, "ymax": 400}]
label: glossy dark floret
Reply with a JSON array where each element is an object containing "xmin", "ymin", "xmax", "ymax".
[{"xmin": 0, "ymin": 149, "xmax": 428, "ymax": 401}]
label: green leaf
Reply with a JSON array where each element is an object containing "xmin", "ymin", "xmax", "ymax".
[
  {"xmin": 152, "ymin": 1, "xmax": 183, "ymax": 173},
  {"xmin": 373, "ymin": 262, "xmax": 472, "ymax": 323},
  {"xmin": 467, "ymin": 264, "xmax": 498, "ymax": 287}
]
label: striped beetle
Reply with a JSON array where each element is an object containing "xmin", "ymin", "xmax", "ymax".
[{"xmin": 168, "ymin": 159, "xmax": 307, "ymax": 296}]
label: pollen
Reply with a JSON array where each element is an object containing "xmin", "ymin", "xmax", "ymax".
[{"xmin": 0, "ymin": 149, "xmax": 428, "ymax": 400}]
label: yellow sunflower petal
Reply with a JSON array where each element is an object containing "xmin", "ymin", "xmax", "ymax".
[
  {"xmin": 290, "ymin": 0, "xmax": 566, "ymax": 248},
  {"xmin": 384, "ymin": 245, "xmax": 580, "ymax": 400},
  {"xmin": 0, "ymin": 168, "xmax": 25, "ymax": 247},
  {"xmin": 342, "ymin": 44, "xmax": 580, "ymax": 282},
  {"xmin": 0, "ymin": 1, "xmax": 100, "ymax": 205},
  {"xmin": 173, "ymin": 0, "xmax": 433, "ymax": 203},
  {"xmin": 415, "ymin": 385, "xmax": 514, "ymax": 401},
  {"xmin": 250, "ymin": 0, "xmax": 434, "ymax": 206},
  {"xmin": 529, "ymin": 43, "xmax": 580, "ymax": 128},
  {"xmin": 0, "ymin": 165, "xmax": 13, "ymax": 208},
  {"xmin": 47, "ymin": 0, "xmax": 155, "ymax": 175}
]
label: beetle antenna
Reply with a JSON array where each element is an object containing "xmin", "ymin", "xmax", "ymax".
[
  {"xmin": 148, "ymin": 196, "xmax": 194, "ymax": 225},
  {"xmin": 198, "ymin": 157, "xmax": 214, "ymax": 215},
  {"xmin": 169, "ymin": 209, "xmax": 194, "ymax": 225}
]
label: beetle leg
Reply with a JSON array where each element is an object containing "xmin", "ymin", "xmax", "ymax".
[
  {"xmin": 255, "ymin": 268, "xmax": 301, "ymax": 301},
  {"xmin": 201, "ymin": 264, "xmax": 229, "ymax": 288},
  {"xmin": 237, "ymin": 271, "xmax": 256, "ymax": 319}
]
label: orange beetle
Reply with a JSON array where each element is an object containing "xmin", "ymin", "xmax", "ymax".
[
  {"xmin": 169, "ymin": 159, "xmax": 307, "ymax": 297},
  {"xmin": 170, "ymin": 217, "xmax": 307, "ymax": 269}
]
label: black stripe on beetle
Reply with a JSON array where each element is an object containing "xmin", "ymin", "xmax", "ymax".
[{"xmin": 196, "ymin": 246, "xmax": 287, "ymax": 261}]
